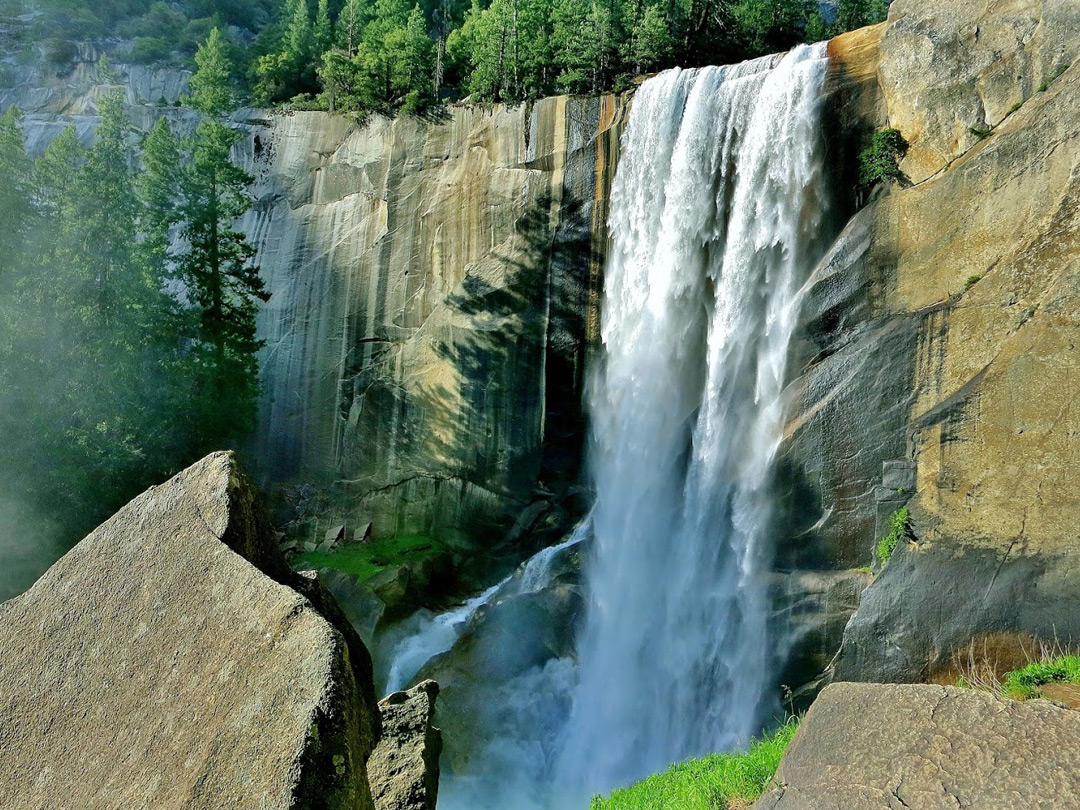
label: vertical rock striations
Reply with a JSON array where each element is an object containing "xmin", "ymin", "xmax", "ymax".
[
  {"xmin": 781, "ymin": 0, "xmax": 1080, "ymax": 685},
  {"xmin": 240, "ymin": 98, "xmax": 626, "ymax": 547}
]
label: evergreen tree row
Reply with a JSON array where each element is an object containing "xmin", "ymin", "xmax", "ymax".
[
  {"xmin": 0, "ymin": 31, "xmax": 265, "ymax": 544},
  {"xmin": 250, "ymin": 0, "xmax": 891, "ymax": 111},
  {"xmin": 10, "ymin": 1, "xmax": 891, "ymax": 113}
]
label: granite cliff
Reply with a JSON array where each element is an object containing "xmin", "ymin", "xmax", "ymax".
[
  {"xmin": 240, "ymin": 97, "xmax": 625, "ymax": 551},
  {"xmin": 785, "ymin": 0, "xmax": 1080, "ymax": 687}
]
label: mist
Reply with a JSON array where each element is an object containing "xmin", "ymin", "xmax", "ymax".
[{"xmin": 0, "ymin": 488, "xmax": 64, "ymax": 601}]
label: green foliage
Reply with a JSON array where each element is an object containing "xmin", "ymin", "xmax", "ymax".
[
  {"xmin": 833, "ymin": 0, "xmax": 890, "ymax": 33},
  {"xmin": 874, "ymin": 506, "xmax": 908, "ymax": 567},
  {"xmin": 27, "ymin": 0, "xmax": 893, "ymax": 112},
  {"xmin": 0, "ymin": 28, "xmax": 267, "ymax": 560},
  {"xmin": 1002, "ymin": 656, "xmax": 1080, "ymax": 700},
  {"xmin": 732, "ymin": 0, "xmax": 816, "ymax": 55},
  {"xmin": 589, "ymin": 718, "xmax": 800, "ymax": 810},
  {"xmin": 964, "ymin": 274, "xmax": 981, "ymax": 289},
  {"xmin": 181, "ymin": 32, "xmax": 269, "ymax": 448},
  {"xmin": 627, "ymin": 4, "xmax": 673, "ymax": 74},
  {"xmin": 188, "ymin": 27, "xmax": 235, "ymax": 116},
  {"xmin": 0, "ymin": 106, "xmax": 33, "ymax": 270},
  {"xmin": 858, "ymin": 127, "xmax": 908, "ymax": 190},
  {"xmin": 969, "ymin": 124, "xmax": 992, "ymax": 139},
  {"xmin": 294, "ymin": 535, "xmax": 445, "ymax": 582}
]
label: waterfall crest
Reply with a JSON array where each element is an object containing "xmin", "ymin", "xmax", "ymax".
[{"xmin": 556, "ymin": 42, "xmax": 832, "ymax": 792}]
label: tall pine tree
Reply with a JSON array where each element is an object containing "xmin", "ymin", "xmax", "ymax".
[{"xmin": 182, "ymin": 28, "xmax": 270, "ymax": 449}]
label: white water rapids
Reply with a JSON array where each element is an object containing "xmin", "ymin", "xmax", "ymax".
[{"xmin": 390, "ymin": 42, "xmax": 833, "ymax": 807}]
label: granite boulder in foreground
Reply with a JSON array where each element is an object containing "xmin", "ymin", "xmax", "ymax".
[
  {"xmin": 0, "ymin": 452, "xmax": 380, "ymax": 810},
  {"xmin": 368, "ymin": 680, "xmax": 443, "ymax": 810},
  {"xmin": 755, "ymin": 682, "xmax": 1080, "ymax": 809}
]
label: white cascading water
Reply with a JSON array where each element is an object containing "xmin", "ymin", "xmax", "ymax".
[
  {"xmin": 556, "ymin": 42, "xmax": 832, "ymax": 794},
  {"xmin": 390, "ymin": 43, "xmax": 833, "ymax": 808},
  {"xmin": 384, "ymin": 518, "xmax": 590, "ymax": 693}
]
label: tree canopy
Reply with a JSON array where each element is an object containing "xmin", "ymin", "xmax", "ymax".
[
  {"xmin": 0, "ymin": 29, "xmax": 266, "ymax": 562},
  {"xmin": 4, "ymin": 0, "xmax": 892, "ymax": 113}
]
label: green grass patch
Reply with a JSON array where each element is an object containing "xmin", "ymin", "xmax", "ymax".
[
  {"xmin": 1002, "ymin": 655, "xmax": 1080, "ymax": 700},
  {"xmin": 589, "ymin": 718, "xmax": 799, "ymax": 810},
  {"xmin": 874, "ymin": 507, "xmax": 909, "ymax": 568},
  {"xmin": 293, "ymin": 534, "xmax": 444, "ymax": 583}
]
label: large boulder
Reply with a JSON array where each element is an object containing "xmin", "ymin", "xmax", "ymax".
[
  {"xmin": 368, "ymin": 681, "xmax": 442, "ymax": 810},
  {"xmin": 0, "ymin": 452, "xmax": 380, "ymax": 810},
  {"xmin": 756, "ymin": 682, "xmax": 1080, "ymax": 809}
]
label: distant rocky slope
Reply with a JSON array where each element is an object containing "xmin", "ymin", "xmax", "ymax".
[{"xmin": 0, "ymin": 453, "xmax": 383, "ymax": 809}]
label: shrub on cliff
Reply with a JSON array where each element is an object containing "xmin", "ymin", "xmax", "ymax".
[
  {"xmin": 874, "ymin": 506, "xmax": 908, "ymax": 567},
  {"xmin": 859, "ymin": 127, "xmax": 908, "ymax": 190}
]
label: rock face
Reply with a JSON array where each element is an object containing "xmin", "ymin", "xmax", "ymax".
[
  {"xmin": 368, "ymin": 681, "xmax": 442, "ymax": 810},
  {"xmin": 755, "ymin": 682, "xmax": 1080, "ymax": 809},
  {"xmin": 0, "ymin": 452, "xmax": 380, "ymax": 810},
  {"xmin": 0, "ymin": 42, "xmax": 194, "ymax": 153},
  {"xmin": 780, "ymin": 0, "xmax": 1080, "ymax": 685},
  {"xmin": 239, "ymin": 97, "xmax": 625, "ymax": 548}
]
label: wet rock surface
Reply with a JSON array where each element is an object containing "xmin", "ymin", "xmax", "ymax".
[{"xmin": 368, "ymin": 681, "xmax": 443, "ymax": 810}]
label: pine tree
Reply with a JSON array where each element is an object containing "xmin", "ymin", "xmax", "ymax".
[
  {"xmin": 731, "ymin": 0, "xmax": 815, "ymax": 55},
  {"xmin": 181, "ymin": 29, "xmax": 270, "ymax": 449},
  {"xmin": 33, "ymin": 126, "xmax": 83, "ymax": 263},
  {"xmin": 138, "ymin": 118, "xmax": 181, "ymax": 290},
  {"xmin": 283, "ymin": 0, "xmax": 313, "ymax": 71},
  {"xmin": 77, "ymin": 90, "xmax": 139, "ymax": 324},
  {"xmin": 0, "ymin": 106, "xmax": 33, "ymax": 280},
  {"xmin": 188, "ymin": 27, "xmax": 235, "ymax": 117},
  {"xmin": 629, "ymin": 3, "xmax": 672, "ymax": 73},
  {"xmin": 313, "ymin": 0, "xmax": 334, "ymax": 55},
  {"xmin": 338, "ymin": 0, "xmax": 369, "ymax": 56},
  {"xmin": 397, "ymin": 5, "xmax": 436, "ymax": 110}
]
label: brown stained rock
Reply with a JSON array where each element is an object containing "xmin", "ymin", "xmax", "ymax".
[
  {"xmin": 784, "ymin": 0, "xmax": 1080, "ymax": 687},
  {"xmin": 368, "ymin": 681, "xmax": 442, "ymax": 810},
  {"xmin": 0, "ymin": 452, "xmax": 379, "ymax": 810},
  {"xmin": 755, "ymin": 682, "xmax": 1080, "ymax": 810},
  {"xmin": 244, "ymin": 94, "xmax": 629, "ymax": 549}
]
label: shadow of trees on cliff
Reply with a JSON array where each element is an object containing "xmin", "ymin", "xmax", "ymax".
[{"xmin": 421, "ymin": 189, "xmax": 604, "ymax": 550}]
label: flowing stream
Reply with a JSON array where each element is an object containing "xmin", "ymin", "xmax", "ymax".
[
  {"xmin": 384, "ymin": 518, "xmax": 590, "ymax": 693},
  {"xmin": 390, "ymin": 42, "xmax": 833, "ymax": 807}
]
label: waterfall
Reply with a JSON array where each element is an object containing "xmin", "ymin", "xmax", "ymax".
[
  {"xmin": 556, "ymin": 43, "xmax": 832, "ymax": 793},
  {"xmin": 388, "ymin": 42, "xmax": 833, "ymax": 809},
  {"xmin": 384, "ymin": 518, "xmax": 591, "ymax": 693}
]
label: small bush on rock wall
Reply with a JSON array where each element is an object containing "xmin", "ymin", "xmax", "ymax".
[
  {"xmin": 874, "ymin": 507, "xmax": 908, "ymax": 567},
  {"xmin": 858, "ymin": 128, "xmax": 908, "ymax": 190}
]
